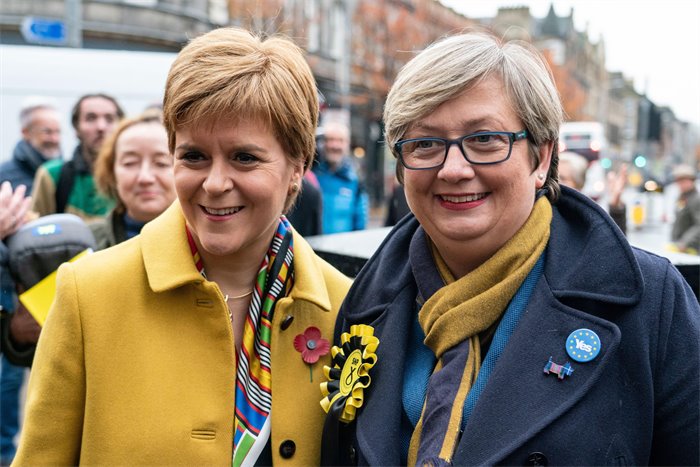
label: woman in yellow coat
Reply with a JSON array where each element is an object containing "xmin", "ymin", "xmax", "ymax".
[{"xmin": 14, "ymin": 27, "xmax": 351, "ymax": 466}]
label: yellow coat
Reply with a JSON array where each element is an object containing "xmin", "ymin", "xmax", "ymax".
[{"xmin": 14, "ymin": 202, "xmax": 351, "ymax": 466}]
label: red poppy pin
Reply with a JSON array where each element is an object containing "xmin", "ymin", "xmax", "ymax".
[{"xmin": 294, "ymin": 326, "xmax": 330, "ymax": 381}]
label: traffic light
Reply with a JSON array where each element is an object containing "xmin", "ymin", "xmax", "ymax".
[{"xmin": 634, "ymin": 154, "xmax": 647, "ymax": 168}]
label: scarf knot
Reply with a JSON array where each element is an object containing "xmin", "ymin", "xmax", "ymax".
[
  {"xmin": 408, "ymin": 197, "xmax": 552, "ymax": 466},
  {"xmin": 419, "ymin": 196, "xmax": 552, "ymax": 358}
]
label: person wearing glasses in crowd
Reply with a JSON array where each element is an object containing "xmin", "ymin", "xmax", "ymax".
[
  {"xmin": 15, "ymin": 27, "xmax": 351, "ymax": 465},
  {"xmin": 320, "ymin": 31, "xmax": 699, "ymax": 466}
]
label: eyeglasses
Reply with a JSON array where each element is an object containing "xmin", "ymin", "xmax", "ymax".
[{"xmin": 395, "ymin": 130, "xmax": 529, "ymax": 170}]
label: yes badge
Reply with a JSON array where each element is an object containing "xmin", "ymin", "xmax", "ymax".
[{"xmin": 566, "ymin": 328, "xmax": 601, "ymax": 362}]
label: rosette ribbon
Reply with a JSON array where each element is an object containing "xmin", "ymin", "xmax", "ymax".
[{"xmin": 320, "ymin": 324, "xmax": 379, "ymax": 423}]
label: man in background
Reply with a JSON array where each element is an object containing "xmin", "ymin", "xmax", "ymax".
[
  {"xmin": 0, "ymin": 102, "xmax": 62, "ymax": 186},
  {"xmin": 670, "ymin": 164, "xmax": 700, "ymax": 254},
  {"xmin": 30, "ymin": 93, "xmax": 123, "ymax": 221},
  {"xmin": 313, "ymin": 121, "xmax": 368, "ymax": 233},
  {"xmin": 0, "ymin": 100, "xmax": 62, "ymax": 466}
]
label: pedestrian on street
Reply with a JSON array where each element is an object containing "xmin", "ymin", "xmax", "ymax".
[
  {"xmin": 0, "ymin": 100, "xmax": 61, "ymax": 465},
  {"xmin": 313, "ymin": 121, "xmax": 369, "ymax": 233},
  {"xmin": 320, "ymin": 30, "xmax": 699, "ymax": 466},
  {"xmin": 558, "ymin": 150, "xmax": 628, "ymax": 234},
  {"xmin": 14, "ymin": 27, "xmax": 351, "ymax": 466},
  {"xmin": 30, "ymin": 93, "xmax": 124, "ymax": 221},
  {"xmin": 670, "ymin": 163, "xmax": 700, "ymax": 254},
  {"xmin": 89, "ymin": 111, "xmax": 176, "ymax": 249}
]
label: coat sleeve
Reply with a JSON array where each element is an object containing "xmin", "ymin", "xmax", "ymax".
[
  {"xmin": 649, "ymin": 262, "xmax": 700, "ymax": 465},
  {"xmin": 13, "ymin": 263, "xmax": 85, "ymax": 465}
]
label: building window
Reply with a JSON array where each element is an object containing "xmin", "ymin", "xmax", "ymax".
[
  {"xmin": 306, "ymin": 0, "xmax": 320, "ymax": 52},
  {"xmin": 328, "ymin": 1, "xmax": 345, "ymax": 59},
  {"xmin": 208, "ymin": 0, "xmax": 228, "ymax": 24},
  {"xmin": 123, "ymin": 0, "xmax": 157, "ymax": 5}
]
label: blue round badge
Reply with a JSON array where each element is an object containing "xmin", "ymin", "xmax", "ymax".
[{"xmin": 566, "ymin": 328, "xmax": 601, "ymax": 362}]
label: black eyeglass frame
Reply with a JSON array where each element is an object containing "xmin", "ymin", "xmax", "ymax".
[{"xmin": 395, "ymin": 130, "xmax": 529, "ymax": 170}]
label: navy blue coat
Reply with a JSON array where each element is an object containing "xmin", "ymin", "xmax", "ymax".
[{"xmin": 325, "ymin": 187, "xmax": 699, "ymax": 466}]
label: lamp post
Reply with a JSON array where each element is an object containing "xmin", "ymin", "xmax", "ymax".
[{"xmin": 65, "ymin": 0, "xmax": 82, "ymax": 48}]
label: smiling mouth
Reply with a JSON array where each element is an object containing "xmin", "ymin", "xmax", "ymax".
[
  {"xmin": 202, "ymin": 206, "xmax": 243, "ymax": 216},
  {"xmin": 440, "ymin": 193, "xmax": 487, "ymax": 203}
]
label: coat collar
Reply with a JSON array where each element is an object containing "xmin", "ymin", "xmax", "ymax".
[
  {"xmin": 141, "ymin": 201, "xmax": 204, "ymax": 292},
  {"xmin": 546, "ymin": 186, "xmax": 644, "ymax": 306},
  {"xmin": 140, "ymin": 201, "xmax": 332, "ymax": 311},
  {"xmin": 13, "ymin": 140, "xmax": 50, "ymax": 174}
]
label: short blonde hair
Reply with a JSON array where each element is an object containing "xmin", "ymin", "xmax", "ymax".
[
  {"xmin": 162, "ymin": 27, "xmax": 319, "ymax": 172},
  {"xmin": 384, "ymin": 29, "xmax": 563, "ymax": 200},
  {"xmin": 94, "ymin": 112, "xmax": 164, "ymax": 213}
]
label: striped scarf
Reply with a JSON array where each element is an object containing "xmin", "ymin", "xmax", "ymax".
[
  {"xmin": 407, "ymin": 196, "xmax": 551, "ymax": 465},
  {"xmin": 187, "ymin": 218, "xmax": 294, "ymax": 466}
]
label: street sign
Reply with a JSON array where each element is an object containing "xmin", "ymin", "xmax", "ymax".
[{"xmin": 21, "ymin": 17, "xmax": 67, "ymax": 45}]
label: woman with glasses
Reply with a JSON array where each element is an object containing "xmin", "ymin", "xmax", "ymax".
[{"xmin": 320, "ymin": 31, "xmax": 698, "ymax": 466}]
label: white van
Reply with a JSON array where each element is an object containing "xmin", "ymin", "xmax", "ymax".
[
  {"xmin": 559, "ymin": 121, "xmax": 608, "ymax": 163},
  {"xmin": 0, "ymin": 45, "xmax": 176, "ymax": 163}
]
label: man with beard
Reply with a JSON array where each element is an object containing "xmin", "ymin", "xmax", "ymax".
[
  {"xmin": 0, "ymin": 101, "xmax": 62, "ymax": 466},
  {"xmin": 0, "ymin": 102, "xmax": 62, "ymax": 187},
  {"xmin": 30, "ymin": 93, "xmax": 124, "ymax": 221}
]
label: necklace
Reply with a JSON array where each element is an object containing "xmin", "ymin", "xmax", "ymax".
[{"xmin": 224, "ymin": 290, "xmax": 253, "ymax": 301}]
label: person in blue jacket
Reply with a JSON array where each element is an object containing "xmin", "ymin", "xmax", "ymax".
[
  {"xmin": 320, "ymin": 30, "xmax": 699, "ymax": 466},
  {"xmin": 313, "ymin": 121, "xmax": 368, "ymax": 233}
]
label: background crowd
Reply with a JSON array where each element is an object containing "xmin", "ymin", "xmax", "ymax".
[{"xmin": 0, "ymin": 25, "xmax": 698, "ymax": 466}]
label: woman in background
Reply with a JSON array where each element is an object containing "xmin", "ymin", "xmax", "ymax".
[{"xmin": 90, "ymin": 111, "xmax": 175, "ymax": 249}]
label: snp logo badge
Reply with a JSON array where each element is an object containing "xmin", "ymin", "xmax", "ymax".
[{"xmin": 566, "ymin": 328, "xmax": 601, "ymax": 362}]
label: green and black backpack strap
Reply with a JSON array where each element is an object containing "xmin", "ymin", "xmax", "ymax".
[{"xmin": 56, "ymin": 159, "xmax": 75, "ymax": 214}]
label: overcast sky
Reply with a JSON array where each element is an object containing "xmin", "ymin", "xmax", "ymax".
[{"xmin": 439, "ymin": 0, "xmax": 700, "ymax": 127}]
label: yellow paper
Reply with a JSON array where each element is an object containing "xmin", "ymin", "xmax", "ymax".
[{"xmin": 19, "ymin": 249, "xmax": 92, "ymax": 326}]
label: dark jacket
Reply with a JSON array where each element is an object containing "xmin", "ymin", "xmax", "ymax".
[
  {"xmin": 324, "ymin": 186, "xmax": 699, "ymax": 466},
  {"xmin": 287, "ymin": 177, "xmax": 323, "ymax": 237},
  {"xmin": 384, "ymin": 184, "xmax": 411, "ymax": 227},
  {"xmin": 0, "ymin": 140, "xmax": 53, "ymax": 189},
  {"xmin": 88, "ymin": 210, "xmax": 128, "ymax": 251}
]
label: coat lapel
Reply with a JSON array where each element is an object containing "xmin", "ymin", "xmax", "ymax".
[
  {"xmin": 334, "ymin": 219, "xmax": 422, "ymax": 465},
  {"xmin": 352, "ymin": 294, "xmax": 415, "ymax": 466},
  {"xmin": 140, "ymin": 201, "xmax": 206, "ymax": 293},
  {"xmin": 454, "ymin": 275, "xmax": 622, "ymax": 464}
]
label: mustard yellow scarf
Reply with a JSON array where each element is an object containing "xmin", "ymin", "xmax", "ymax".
[{"xmin": 408, "ymin": 196, "xmax": 552, "ymax": 465}]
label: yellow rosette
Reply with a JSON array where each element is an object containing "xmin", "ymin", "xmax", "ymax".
[{"xmin": 320, "ymin": 324, "xmax": 379, "ymax": 423}]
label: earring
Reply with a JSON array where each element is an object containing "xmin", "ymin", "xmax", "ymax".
[
  {"xmin": 290, "ymin": 183, "xmax": 300, "ymax": 193},
  {"xmin": 537, "ymin": 173, "xmax": 545, "ymax": 180}
]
